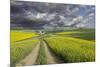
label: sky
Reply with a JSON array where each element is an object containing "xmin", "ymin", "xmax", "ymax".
[{"xmin": 11, "ymin": 0, "xmax": 95, "ymax": 29}]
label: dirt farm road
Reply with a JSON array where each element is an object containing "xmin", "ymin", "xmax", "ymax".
[{"xmin": 16, "ymin": 40, "xmax": 63, "ymax": 66}]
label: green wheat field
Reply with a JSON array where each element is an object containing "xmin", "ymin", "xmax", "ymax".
[{"xmin": 11, "ymin": 29, "xmax": 95, "ymax": 66}]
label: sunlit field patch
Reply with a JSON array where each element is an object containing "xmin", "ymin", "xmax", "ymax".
[
  {"xmin": 56, "ymin": 31, "xmax": 81, "ymax": 35},
  {"xmin": 11, "ymin": 30, "xmax": 38, "ymax": 42}
]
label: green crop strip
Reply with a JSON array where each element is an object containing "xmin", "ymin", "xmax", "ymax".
[{"xmin": 36, "ymin": 41, "xmax": 47, "ymax": 64}]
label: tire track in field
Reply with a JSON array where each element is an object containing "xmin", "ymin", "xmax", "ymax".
[
  {"xmin": 43, "ymin": 40, "xmax": 63, "ymax": 64},
  {"xmin": 16, "ymin": 42, "xmax": 40, "ymax": 66}
]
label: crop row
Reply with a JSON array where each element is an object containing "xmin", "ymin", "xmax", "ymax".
[{"xmin": 45, "ymin": 36, "xmax": 95, "ymax": 63}]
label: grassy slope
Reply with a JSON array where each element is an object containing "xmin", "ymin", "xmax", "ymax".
[{"xmin": 56, "ymin": 29, "xmax": 95, "ymax": 41}]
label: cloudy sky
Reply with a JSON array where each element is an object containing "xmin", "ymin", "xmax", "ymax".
[{"xmin": 11, "ymin": 0, "xmax": 95, "ymax": 29}]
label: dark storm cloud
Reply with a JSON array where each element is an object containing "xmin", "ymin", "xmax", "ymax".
[{"xmin": 11, "ymin": 0, "xmax": 95, "ymax": 29}]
